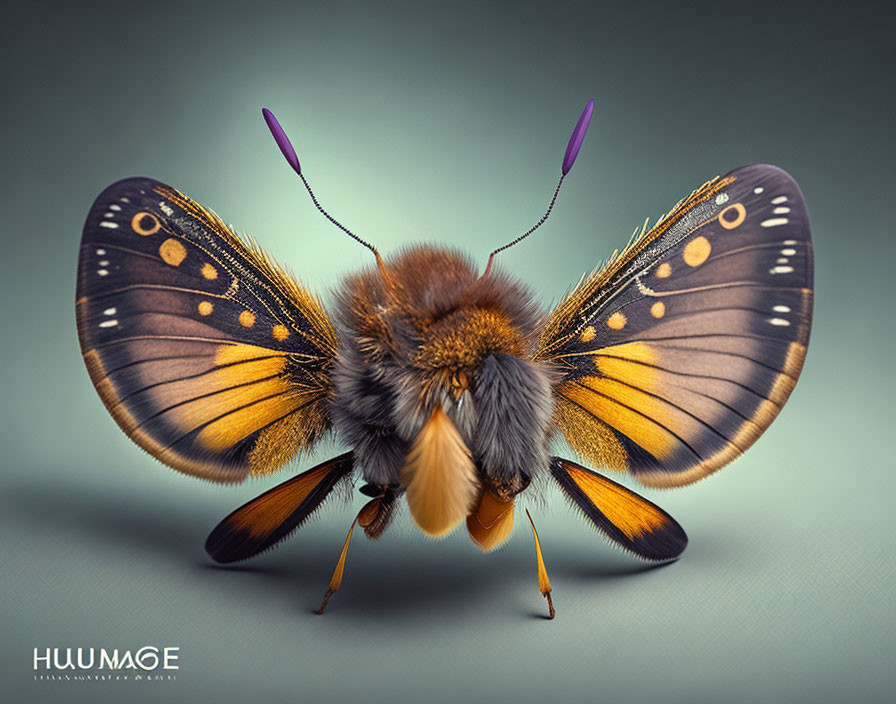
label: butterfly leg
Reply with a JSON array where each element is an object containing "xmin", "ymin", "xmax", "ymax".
[
  {"xmin": 525, "ymin": 509, "xmax": 555, "ymax": 620},
  {"xmin": 316, "ymin": 497, "xmax": 383, "ymax": 614}
]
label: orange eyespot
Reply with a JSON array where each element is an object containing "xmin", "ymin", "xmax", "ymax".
[
  {"xmin": 131, "ymin": 212, "xmax": 161, "ymax": 236},
  {"xmin": 719, "ymin": 202, "xmax": 746, "ymax": 229}
]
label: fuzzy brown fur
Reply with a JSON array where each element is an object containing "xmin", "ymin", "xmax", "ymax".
[{"xmin": 330, "ymin": 245, "xmax": 556, "ymax": 503}]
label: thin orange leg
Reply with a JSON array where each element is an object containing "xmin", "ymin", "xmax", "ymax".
[
  {"xmin": 317, "ymin": 499, "xmax": 380, "ymax": 614},
  {"xmin": 525, "ymin": 509, "xmax": 555, "ymax": 619}
]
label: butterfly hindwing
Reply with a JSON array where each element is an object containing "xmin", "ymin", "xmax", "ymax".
[
  {"xmin": 76, "ymin": 178, "xmax": 338, "ymax": 483},
  {"xmin": 549, "ymin": 457, "xmax": 687, "ymax": 561},
  {"xmin": 205, "ymin": 452, "xmax": 354, "ymax": 563},
  {"xmin": 537, "ymin": 164, "xmax": 813, "ymax": 488}
]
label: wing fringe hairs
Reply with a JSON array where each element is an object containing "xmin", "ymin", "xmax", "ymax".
[
  {"xmin": 155, "ymin": 183, "xmax": 338, "ymax": 356},
  {"xmin": 538, "ymin": 176, "xmax": 727, "ymax": 354}
]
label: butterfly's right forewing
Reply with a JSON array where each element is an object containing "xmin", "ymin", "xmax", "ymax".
[{"xmin": 77, "ymin": 178, "xmax": 338, "ymax": 483}]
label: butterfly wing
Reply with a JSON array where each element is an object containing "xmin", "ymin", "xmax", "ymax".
[
  {"xmin": 537, "ymin": 164, "xmax": 813, "ymax": 488},
  {"xmin": 549, "ymin": 457, "xmax": 687, "ymax": 561},
  {"xmin": 205, "ymin": 452, "xmax": 354, "ymax": 563},
  {"xmin": 76, "ymin": 178, "xmax": 338, "ymax": 483}
]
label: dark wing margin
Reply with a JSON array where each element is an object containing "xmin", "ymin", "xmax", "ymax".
[
  {"xmin": 206, "ymin": 452, "xmax": 354, "ymax": 563},
  {"xmin": 537, "ymin": 165, "xmax": 813, "ymax": 488},
  {"xmin": 76, "ymin": 178, "xmax": 338, "ymax": 483},
  {"xmin": 549, "ymin": 457, "xmax": 687, "ymax": 561}
]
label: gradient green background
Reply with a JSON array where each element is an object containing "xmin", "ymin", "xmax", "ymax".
[{"xmin": 3, "ymin": 2, "xmax": 894, "ymax": 702}]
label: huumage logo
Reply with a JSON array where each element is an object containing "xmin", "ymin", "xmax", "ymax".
[{"xmin": 33, "ymin": 647, "xmax": 179, "ymax": 672}]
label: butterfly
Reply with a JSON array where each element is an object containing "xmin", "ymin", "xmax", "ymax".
[{"xmin": 76, "ymin": 101, "xmax": 813, "ymax": 617}]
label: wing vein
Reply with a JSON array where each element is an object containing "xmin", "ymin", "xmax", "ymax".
[
  {"xmin": 117, "ymin": 367, "xmax": 286, "ymax": 406},
  {"xmin": 563, "ymin": 381, "xmax": 704, "ymax": 460},
  {"xmin": 588, "ymin": 353, "xmax": 781, "ymax": 410}
]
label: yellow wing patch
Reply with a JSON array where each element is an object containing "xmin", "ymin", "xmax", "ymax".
[
  {"xmin": 228, "ymin": 461, "xmax": 342, "ymax": 539},
  {"xmin": 205, "ymin": 453, "xmax": 354, "ymax": 563},
  {"xmin": 562, "ymin": 462, "xmax": 671, "ymax": 540},
  {"xmin": 549, "ymin": 456, "xmax": 687, "ymax": 561}
]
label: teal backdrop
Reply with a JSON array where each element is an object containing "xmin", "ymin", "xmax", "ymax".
[{"xmin": 2, "ymin": 1, "xmax": 894, "ymax": 702}]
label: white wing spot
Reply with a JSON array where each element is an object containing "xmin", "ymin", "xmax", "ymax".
[
  {"xmin": 95, "ymin": 248, "xmax": 106, "ymax": 255},
  {"xmin": 769, "ymin": 265, "xmax": 794, "ymax": 274},
  {"xmin": 120, "ymin": 197, "xmax": 130, "ymax": 203},
  {"xmin": 97, "ymin": 269, "xmax": 109, "ymax": 276},
  {"xmin": 769, "ymin": 318, "xmax": 790, "ymax": 327},
  {"xmin": 761, "ymin": 218, "xmax": 789, "ymax": 228},
  {"xmin": 159, "ymin": 201, "xmax": 174, "ymax": 216},
  {"xmin": 776, "ymin": 258, "xmax": 789, "ymax": 264},
  {"xmin": 772, "ymin": 196, "xmax": 788, "ymax": 204},
  {"xmin": 103, "ymin": 307, "xmax": 117, "ymax": 316},
  {"xmin": 99, "ymin": 260, "xmax": 109, "ymax": 266},
  {"xmin": 773, "ymin": 305, "xmax": 791, "ymax": 313},
  {"xmin": 99, "ymin": 319, "xmax": 118, "ymax": 328},
  {"xmin": 781, "ymin": 248, "xmax": 796, "ymax": 256},
  {"xmin": 715, "ymin": 193, "xmax": 730, "ymax": 205},
  {"xmin": 109, "ymin": 204, "xmax": 122, "ymax": 211},
  {"xmin": 635, "ymin": 275, "xmax": 657, "ymax": 296},
  {"xmin": 754, "ymin": 187, "xmax": 764, "ymax": 194},
  {"xmin": 99, "ymin": 221, "xmax": 119, "ymax": 229},
  {"xmin": 783, "ymin": 239, "xmax": 797, "ymax": 245},
  {"xmin": 773, "ymin": 206, "xmax": 791, "ymax": 214},
  {"xmin": 103, "ymin": 212, "xmax": 115, "ymax": 218}
]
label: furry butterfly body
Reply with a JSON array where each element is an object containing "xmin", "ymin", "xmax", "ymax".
[{"xmin": 76, "ymin": 107, "xmax": 812, "ymax": 616}]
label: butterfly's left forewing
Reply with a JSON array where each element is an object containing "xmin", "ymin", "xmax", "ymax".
[
  {"xmin": 77, "ymin": 178, "xmax": 337, "ymax": 483},
  {"xmin": 537, "ymin": 164, "xmax": 813, "ymax": 488}
]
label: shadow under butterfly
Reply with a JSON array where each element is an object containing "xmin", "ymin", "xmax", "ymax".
[{"xmin": 75, "ymin": 100, "xmax": 813, "ymax": 618}]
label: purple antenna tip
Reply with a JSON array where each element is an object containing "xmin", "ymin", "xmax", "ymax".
[
  {"xmin": 561, "ymin": 99, "xmax": 594, "ymax": 176},
  {"xmin": 262, "ymin": 107, "xmax": 301, "ymax": 175}
]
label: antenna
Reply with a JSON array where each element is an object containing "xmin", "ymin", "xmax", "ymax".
[
  {"xmin": 481, "ymin": 99, "xmax": 594, "ymax": 278},
  {"xmin": 262, "ymin": 108, "xmax": 394, "ymax": 283}
]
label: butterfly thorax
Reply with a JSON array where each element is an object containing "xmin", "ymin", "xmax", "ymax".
[{"xmin": 330, "ymin": 245, "xmax": 555, "ymax": 540}]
